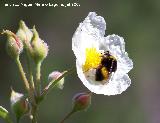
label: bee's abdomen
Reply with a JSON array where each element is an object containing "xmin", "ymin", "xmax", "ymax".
[
  {"xmin": 95, "ymin": 67, "xmax": 104, "ymax": 81},
  {"xmin": 95, "ymin": 66, "xmax": 109, "ymax": 81}
]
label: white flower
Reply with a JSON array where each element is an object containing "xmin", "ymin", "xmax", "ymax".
[{"xmin": 72, "ymin": 12, "xmax": 133, "ymax": 95}]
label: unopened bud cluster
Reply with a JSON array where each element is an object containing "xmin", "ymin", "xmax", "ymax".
[
  {"xmin": 0, "ymin": 20, "xmax": 93, "ymax": 123},
  {"xmin": 2, "ymin": 20, "xmax": 49, "ymax": 63},
  {"xmin": 1, "ymin": 20, "xmax": 50, "ymax": 122}
]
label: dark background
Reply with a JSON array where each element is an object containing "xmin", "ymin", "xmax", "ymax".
[{"xmin": 0, "ymin": 0, "xmax": 160, "ymax": 123}]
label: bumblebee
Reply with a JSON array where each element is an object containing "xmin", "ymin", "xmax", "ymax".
[{"xmin": 95, "ymin": 51, "xmax": 117, "ymax": 82}]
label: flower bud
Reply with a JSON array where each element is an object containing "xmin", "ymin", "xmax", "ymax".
[
  {"xmin": 10, "ymin": 89, "xmax": 29, "ymax": 121},
  {"xmin": 16, "ymin": 20, "xmax": 33, "ymax": 44},
  {"xmin": 48, "ymin": 71, "xmax": 65, "ymax": 89},
  {"xmin": 30, "ymin": 27, "xmax": 48, "ymax": 63},
  {"xmin": 2, "ymin": 30, "xmax": 23, "ymax": 59},
  {"xmin": 72, "ymin": 92, "xmax": 91, "ymax": 112}
]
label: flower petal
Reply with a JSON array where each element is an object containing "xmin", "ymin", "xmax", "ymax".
[
  {"xmin": 76, "ymin": 60, "xmax": 131, "ymax": 95},
  {"xmin": 72, "ymin": 12, "xmax": 106, "ymax": 64},
  {"xmin": 104, "ymin": 34, "xmax": 125, "ymax": 57},
  {"xmin": 102, "ymin": 34, "xmax": 133, "ymax": 73}
]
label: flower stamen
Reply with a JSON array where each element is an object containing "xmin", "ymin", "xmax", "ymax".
[{"xmin": 82, "ymin": 48, "xmax": 102, "ymax": 72}]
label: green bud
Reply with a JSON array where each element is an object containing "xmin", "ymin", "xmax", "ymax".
[
  {"xmin": 0, "ymin": 106, "xmax": 12, "ymax": 123},
  {"xmin": 0, "ymin": 106, "xmax": 9, "ymax": 120},
  {"xmin": 72, "ymin": 92, "xmax": 91, "ymax": 112},
  {"xmin": 48, "ymin": 71, "xmax": 65, "ymax": 89},
  {"xmin": 16, "ymin": 20, "xmax": 33, "ymax": 44},
  {"xmin": 30, "ymin": 27, "xmax": 48, "ymax": 64},
  {"xmin": 10, "ymin": 89, "xmax": 29, "ymax": 122},
  {"xmin": 2, "ymin": 30, "xmax": 23, "ymax": 59}
]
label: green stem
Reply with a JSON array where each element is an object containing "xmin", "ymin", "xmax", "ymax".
[
  {"xmin": 35, "ymin": 62, "xmax": 41, "ymax": 97},
  {"xmin": 16, "ymin": 57, "xmax": 38, "ymax": 123},
  {"xmin": 60, "ymin": 110, "xmax": 75, "ymax": 123},
  {"xmin": 26, "ymin": 52, "xmax": 35, "ymax": 91},
  {"xmin": 31, "ymin": 104, "xmax": 38, "ymax": 123},
  {"xmin": 15, "ymin": 56, "xmax": 30, "ymax": 92},
  {"xmin": 25, "ymin": 52, "xmax": 37, "ymax": 106}
]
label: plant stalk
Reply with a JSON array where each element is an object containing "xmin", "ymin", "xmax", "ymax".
[
  {"xmin": 31, "ymin": 104, "xmax": 38, "ymax": 123},
  {"xmin": 16, "ymin": 56, "xmax": 37, "ymax": 123},
  {"xmin": 26, "ymin": 51, "xmax": 35, "ymax": 91},
  {"xmin": 35, "ymin": 62, "xmax": 41, "ymax": 97},
  {"xmin": 15, "ymin": 56, "xmax": 30, "ymax": 92},
  {"xmin": 60, "ymin": 110, "xmax": 75, "ymax": 123}
]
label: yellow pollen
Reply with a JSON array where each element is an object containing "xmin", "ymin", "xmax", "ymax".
[{"xmin": 82, "ymin": 48, "xmax": 102, "ymax": 72}]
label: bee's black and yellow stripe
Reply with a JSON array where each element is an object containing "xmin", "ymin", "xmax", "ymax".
[{"xmin": 95, "ymin": 51, "xmax": 117, "ymax": 82}]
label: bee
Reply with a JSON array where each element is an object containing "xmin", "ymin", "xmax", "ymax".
[{"xmin": 95, "ymin": 51, "xmax": 117, "ymax": 82}]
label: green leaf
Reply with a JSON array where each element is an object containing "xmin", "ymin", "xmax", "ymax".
[{"xmin": 0, "ymin": 106, "xmax": 13, "ymax": 123}]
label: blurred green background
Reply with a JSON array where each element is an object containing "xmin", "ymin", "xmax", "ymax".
[{"xmin": 0, "ymin": 0, "xmax": 160, "ymax": 123}]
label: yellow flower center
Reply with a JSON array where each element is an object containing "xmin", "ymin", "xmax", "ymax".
[{"xmin": 82, "ymin": 48, "xmax": 102, "ymax": 72}]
